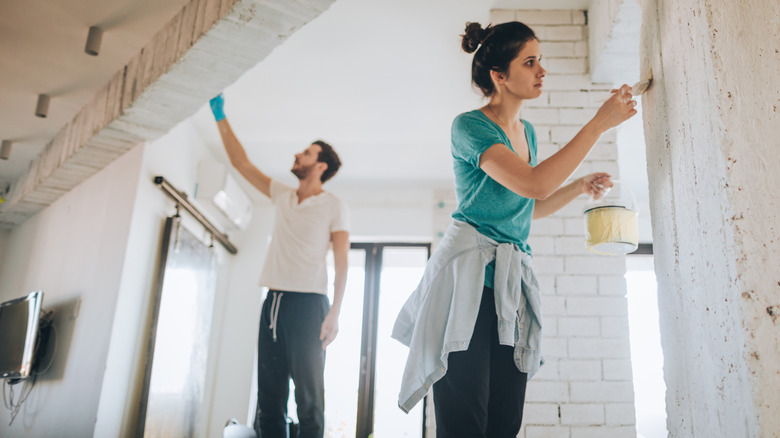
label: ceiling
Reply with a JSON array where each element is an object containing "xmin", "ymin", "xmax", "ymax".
[
  {"xmin": 1, "ymin": 0, "xmax": 589, "ymax": 187},
  {"xmin": 190, "ymin": 0, "xmax": 594, "ymax": 190},
  {"xmin": 0, "ymin": 0, "xmax": 193, "ymax": 186},
  {"xmin": 1, "ymin": 0, "xmax": 651, "ymax": 239}
]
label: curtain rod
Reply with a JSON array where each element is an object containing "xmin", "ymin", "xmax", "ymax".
[{"xmin": 153, "ymin": 176, "xmax": 238, "ymax": 255}]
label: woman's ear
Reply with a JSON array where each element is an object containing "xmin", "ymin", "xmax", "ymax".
[{"xmin": 489, "ymin": 69, "xmax": 506, "ymax": 86}]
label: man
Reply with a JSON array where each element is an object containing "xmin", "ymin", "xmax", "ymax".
[{"xmin": 209, "ymin": 94, "xmax": 349, "ymax": 438}]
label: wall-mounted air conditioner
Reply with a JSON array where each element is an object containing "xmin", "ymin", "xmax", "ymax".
[{"xmin": 195, "ymin": 161, "xmax": 253, "ymax": 230}]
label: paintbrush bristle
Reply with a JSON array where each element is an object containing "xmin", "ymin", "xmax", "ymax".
[{"xmin": 631, "ymin": 68, "xmax": 653, "ymax": 96}]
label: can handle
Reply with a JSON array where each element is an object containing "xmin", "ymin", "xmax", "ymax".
[
  {"xmin": 591, "ymin": 179, "xmax": 638, "ymax": 213},
  {"xmin": 612, "ymin": 180, "xmax": 638, "ymax": 213}
]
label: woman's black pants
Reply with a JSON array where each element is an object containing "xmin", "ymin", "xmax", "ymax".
[{"xmin": 433, "ymin": 286, "xmax": 528, "ymax": 438}]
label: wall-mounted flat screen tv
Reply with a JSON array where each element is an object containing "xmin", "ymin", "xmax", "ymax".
[{"xmin": 0, "ymin": 290, "xmax": 44, "ymax": 380}]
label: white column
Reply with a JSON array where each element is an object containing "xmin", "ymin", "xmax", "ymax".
[
  {"xmin": 639, "ymin": 0, "xmax": 780, "ymax": 436},
  {"xmin": 492, "ymin": 9, "xmax": 637, "ymax": 438}
]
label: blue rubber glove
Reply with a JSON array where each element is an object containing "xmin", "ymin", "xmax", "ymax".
[{"xmin": 209, "ymin": 94, "xmax": 226, "ymax": 121}]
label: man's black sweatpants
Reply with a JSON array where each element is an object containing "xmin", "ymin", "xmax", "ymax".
[{"xmin": 254, "ymin": 290, "xmax": 329, "ymax": 438}]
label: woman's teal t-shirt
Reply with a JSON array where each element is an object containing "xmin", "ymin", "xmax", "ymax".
[{"xmin": 450, "ymin": 110, "xmax": 538, "ymax": 287}]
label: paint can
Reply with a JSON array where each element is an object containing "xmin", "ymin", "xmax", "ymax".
[
  {"xmin": 223, "ymin": 418, "xmax": 256, "ymax": 438},
  {"xmin": 583, "ymin": 180, "xmax": 638, "ymax": 255}
]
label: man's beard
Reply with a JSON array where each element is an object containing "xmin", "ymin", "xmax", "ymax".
[{"xmin": 291, "ymin": 163, "xmax": 315, "ymax": 180}]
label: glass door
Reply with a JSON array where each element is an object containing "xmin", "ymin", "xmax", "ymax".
[
  {"xmin": 350, "ymin": 243, "xmax": 430, "ymax": 438},
  {"xmin": 323, "ymin": 248, "xmax": 367, "ymax": 437},
  {"xmin": 138, "ymin": 216, "xmax": 217, "ymax": 438},
  {"xmin": 296, "ymin": 243, "xmax": 430, "ymax": 438},
  {"xmin": 372, "ymin": 246, "xmax": 429, "ymax": 437}
]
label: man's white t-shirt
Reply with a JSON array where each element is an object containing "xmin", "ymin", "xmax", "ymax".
[{"xmin": 259, "ymin": 179, "xmax": 350, "ymax": 294}]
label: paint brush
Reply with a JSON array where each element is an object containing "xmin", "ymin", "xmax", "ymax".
[
  {"xmin": 630, "ymin": 68, "xmax": 653, "ymax": 96},
  {"xmin": 598, "ymin": 68, "xmax": 653, "ymax": 103}
]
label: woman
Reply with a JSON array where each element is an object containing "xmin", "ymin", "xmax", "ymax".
[{"xmin": 392, "ymin": 21, "xmax": 637, "ymax": 437}]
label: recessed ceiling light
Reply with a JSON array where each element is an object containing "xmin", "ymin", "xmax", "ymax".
[
  {"xmin": 85, "ymin": 26, "xmax": 103, "ymax": 56},
  {"xmin": 0, "ymin": 140, "xmax": 12, "ymax": 160},
  {"xmin": 35, "ymin": 94, "xmax": 50, "ymax": 118}
]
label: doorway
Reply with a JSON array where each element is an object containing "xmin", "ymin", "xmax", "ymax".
[
  {"xmin": 625, "ymin": 252, "xmax": 666, "ymax": 438},
  {"xmin": 306, "ymin": 243, "xmax": 431, "ymax": 438},
  {"xmin": 138, "ymin": 215, "xmax": 218, "ymax": 437}
]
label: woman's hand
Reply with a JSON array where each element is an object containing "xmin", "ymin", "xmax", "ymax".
[
  {"xmin": 579, "ymin": 172, "xmax": 614, "ymax": 199},
  {"xmin": 590, "ymin": 84, "xmax": 637, "ymax": 133},
  {"xmin": 534, "ymin": 172, "xmax": 614, "ymax": 219}
]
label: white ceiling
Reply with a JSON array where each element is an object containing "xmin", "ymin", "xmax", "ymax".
[
  {"xmin": 192, "ymin": 0, "xmax": 594, "ymax": 190},
  {"xmin": 0, "ymin": 0, "xmax": 192, "ymax": 186},
  {"xmin": 1, "ymin": 0, "xmax": 588, "ymax": 188},
  {"xmin": 2, "ymin": 0, "xmax": 652, "ymax": 240}
]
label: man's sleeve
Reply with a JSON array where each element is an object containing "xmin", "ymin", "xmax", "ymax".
[{"xmin": 331, "ymin": 198, "xmax": 350, "ymax": 233}]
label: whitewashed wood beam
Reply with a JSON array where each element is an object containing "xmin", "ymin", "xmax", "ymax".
[{"xmin": 0, "ymin": 0, "xmax": 335, "ymax": 226}]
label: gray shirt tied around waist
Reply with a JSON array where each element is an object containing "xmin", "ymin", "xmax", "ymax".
[{"xmin": 391, "ymin": 219, "xmax": 544, "ymax": 413}]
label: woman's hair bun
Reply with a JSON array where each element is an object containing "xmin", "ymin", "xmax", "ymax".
[{"xmin": 462, "ymin": 22, "xmax": 486, "ymax": 53}]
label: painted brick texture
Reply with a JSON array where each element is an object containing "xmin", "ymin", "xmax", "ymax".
[{"xmin": 490, "ymin": 9, "xmax": 636, "ymax": 437}]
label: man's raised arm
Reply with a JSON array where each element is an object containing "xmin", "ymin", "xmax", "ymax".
[{"xmin": 210, "ymin": 94, "xmax": 272, "ymax": 197}]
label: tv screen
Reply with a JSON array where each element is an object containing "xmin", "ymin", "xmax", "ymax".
[{"xmin": 0, "ymin": 290, "xmax": 44, "ymax": 380}]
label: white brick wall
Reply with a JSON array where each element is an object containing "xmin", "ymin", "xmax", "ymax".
[
  {"xmin": 429, "ymin": 10, "xmax": 636, "ymax": 438},
  {"xmin": 560, "ymin": 403, "xmax": 605, "ymax": 425},
  {"xmin": 559, "ymin": 360, "xmax": 602, "ymax": 380},
  {"xmin": 489, "ymin": 9, "xmax": 637, "ymax": 438}
]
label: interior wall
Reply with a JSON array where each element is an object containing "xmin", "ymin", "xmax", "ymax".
[
  {"xmin": 588, "ymin": 0, "xmax": 622, "ymax": 80},
  {"xmin": 333, "ymin": 184, "xmax": 441, "ymax": 241},
  {"xmin": 0, "ymin": 228, "xmax": 8, "ymax": 268},
  {"xmin": 639, "ymin": 0, "xmax": 780, "ymax": 436},
  {"xmin": 93, "ymin": 113, "xmax": 454, "ymax": 438},
  {"xmin": 203, "ymin": 195, "xmax": 273, "ymax": 437},
  {"xmin": 0, "ymin": 112, "xmax": 276, "ymax": 437},
  {"xmin": 516, "ymin": 9, "xmax": 637, "ymax": 437},
  {"xmin": 92, "ymin": 116, "xmax": 275, "ymax": 438},
  {"xmin": 0, "ymin": 144, "xmax": 145, "ymax": 437},
  {"xmin": 399, "ymin": 9, "xmax": 637, "ymax": 437}
]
